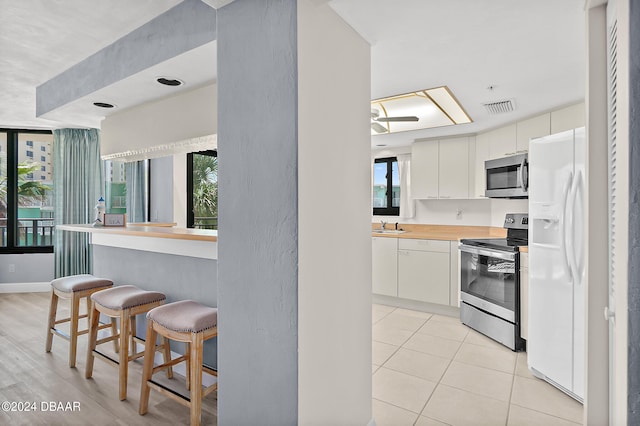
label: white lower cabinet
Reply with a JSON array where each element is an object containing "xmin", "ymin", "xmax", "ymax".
[
  {"xmin": 397, "ymin": 239, "xmax": 450, "ymax": 305},
  {"xmin": 372, "ymin": 237, "xmax": 398, "ymax": 296}
]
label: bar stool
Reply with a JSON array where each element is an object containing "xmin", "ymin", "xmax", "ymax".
[
  {"xmin": 86, "ymin": 285, "xmax": 170, "ymax": 401},
  {"xmin": 45, "ymin": 274, "xmax": 116, "ymax": 368},
  {"xmin": 139, "ymin": 300, "xmax": 218, "ymax": 426}
]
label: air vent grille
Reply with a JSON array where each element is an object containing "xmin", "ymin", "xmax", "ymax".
[{"xmin": 482, "ymin": 99, "xmax": 515, "ymax": 114}]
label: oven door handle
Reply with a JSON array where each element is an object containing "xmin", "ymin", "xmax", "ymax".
[{"xmin": 459, "ymin": 245, "xmax": 516, "ymax": 261}]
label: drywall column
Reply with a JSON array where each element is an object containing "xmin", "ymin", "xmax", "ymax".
[
  {"xmin": 217, "ymin": 0, "xmax": 372, "ymax": 425},
  {"xmin": 628, "ymin": 0, "xmax": 640, "ymax": 421},
  {"xmin": 585, "ymin": 3, "xmax": 610, "ymax": 425},
  {"xmin": 217, "ymin": 1, "xmax": 299, "ymax": 424},
  {"xmin": 297, "ymin": 1, "xmax": 372, "ymax": 425}
]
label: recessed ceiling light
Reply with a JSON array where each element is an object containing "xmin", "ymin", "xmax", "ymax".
[
  {"xmin": 93, "ymin": 102, "xmax": 115, "ymax": 108},
  {"xmin": 156, "ymin": 77, "xmax": 183, "ymax": 87}
]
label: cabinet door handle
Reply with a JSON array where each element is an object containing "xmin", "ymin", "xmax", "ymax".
[
  {"xmin": 440, "ymin": 195, "xmax": 451, "ymax": 199},
  {"xmin": 427, "ymin": 196, "xmax": 438, "ymax": 199}
]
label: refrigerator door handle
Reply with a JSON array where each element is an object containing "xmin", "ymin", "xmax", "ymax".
[
  {"xmin": 569, "ymin": 170, "xmax": 583, "ymax": 284},
  {"xmin": 562, "ymin": 172, "xmax": 574, "ymax": 283}
]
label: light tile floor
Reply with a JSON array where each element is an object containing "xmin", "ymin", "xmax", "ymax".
[{"xmin": 372, "ymin": 304, "xmax": 584, "ymax": 426}]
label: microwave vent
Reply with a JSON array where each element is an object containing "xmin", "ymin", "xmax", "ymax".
[{"xmin": 482, "ymin": 99, "xmax": 516, "ymax": 114}]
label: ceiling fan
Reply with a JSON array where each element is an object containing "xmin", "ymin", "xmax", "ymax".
[{"xmin": 371, "ymin": 109, "xmax": 419, "ymax": 133}]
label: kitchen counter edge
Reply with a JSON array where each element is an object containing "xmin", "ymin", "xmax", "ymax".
[{"xmin": 57, "ymin": 223, "xmax": 217, "ymax": 242}]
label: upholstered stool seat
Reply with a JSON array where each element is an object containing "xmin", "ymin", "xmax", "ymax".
[
  {"xmin": 46, "ymin": 274, "xmax": 116, "ymax": 368},
  {"xmin": 91, "ymin": 285, "xmax": 166, "ymax": 311},
  {"xmin": 139, "ymin": 300, "xmax": 218, "ymax": 426},
  {"xmin": 147, "ymin": 300, "xmax": 218, "ymax": 333},
  {"xmin": 51, "ymin": 274, "xmax": 114, "ymax": 293},
  {"xmin": 86, "ymin": 285, "xmax": 171, "ymax": 401}
]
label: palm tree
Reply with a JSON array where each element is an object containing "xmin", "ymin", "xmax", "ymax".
[
  {"xmin": 0, "ymin": 161, "xmax": 52, "ymax": 217},
  {"xmin": 192, "ymin": 153, "xmax": 218, "ymax": 228}
]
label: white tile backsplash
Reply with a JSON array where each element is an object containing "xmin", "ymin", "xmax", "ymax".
[{"xmin": 373, "ymin": 198, "xmax": 528, "ymax": 227}]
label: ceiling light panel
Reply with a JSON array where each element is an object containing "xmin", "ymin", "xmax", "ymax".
[
  {"xmin": 371, "ymin": 86, "xmax": 472, "ymax": 135},
  {"xmin": 425, "ymin": 87, "xmax": 472, "ymax": 124}
]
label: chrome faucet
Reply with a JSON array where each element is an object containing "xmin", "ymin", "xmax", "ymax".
[{"xmin": 380, "ymin": 220, "xmax": 387, "ymax": 230}]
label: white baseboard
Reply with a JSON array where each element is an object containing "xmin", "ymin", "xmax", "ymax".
[{"xmin": 0, "ymin": 282, "xmax": 50, "ymax": 293}]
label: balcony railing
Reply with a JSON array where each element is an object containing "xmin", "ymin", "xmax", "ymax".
[
  {"xmin": 0, "ymin": 218, "xmax": 55, "ymax": 247},
  {"xmin": 194, "ymin": 216, "xmax": 218, "ymax": 230}
]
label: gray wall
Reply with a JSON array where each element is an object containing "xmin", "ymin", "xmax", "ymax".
[
  {"xmin": 150, "ymin": 156, "xmax": 174, "ymax": 223},
  {"xmin": 217, "ymin": 0, "xmax": 298, "ymax": 424},
  {"xmin": 0, "ymin": 253, "xmax": 54, "ymax": 283},
  {"xmin": 92, "ymin": 245, "xmax": 218, "ymax": 366},
  {"xmin": 628, "ymin": 0, "xmax": 640, "ymax": 421}
]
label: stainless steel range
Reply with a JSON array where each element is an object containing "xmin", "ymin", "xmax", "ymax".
[{"xmin": 458, "ymin": 213, "xmax": 528, "ymax": 351}]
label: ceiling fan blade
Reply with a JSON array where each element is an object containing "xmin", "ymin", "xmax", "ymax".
[
  {"xmin": 371, "ymin": 122, "xmax": 388, "ymax": 133},
  {"xmin": 376, "ymin": 116, "xmax": 419, "ymax": 122}
]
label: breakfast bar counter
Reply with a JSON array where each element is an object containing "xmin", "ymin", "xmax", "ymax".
[
  {"xmin": 58, "ymin": 223, "xmax": 218, "ymax": 368},
  {"xmin": 57, "ymin": 223, "xmax": 217, "ymax": 259}
]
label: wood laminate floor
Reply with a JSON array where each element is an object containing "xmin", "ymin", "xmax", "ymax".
[{"xmin": 0, "ymin": 292, "xmax": 217, "ymax": 426}]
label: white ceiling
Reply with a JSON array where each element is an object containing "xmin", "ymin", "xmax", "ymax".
[{"xmin": 0, "ymin": 0, "xmax": 585, "ymax": 149}]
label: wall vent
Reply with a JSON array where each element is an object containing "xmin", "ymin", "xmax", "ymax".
[{"xmin": 482, "ymin": 99, "xmax": 516, "ymax": 114}]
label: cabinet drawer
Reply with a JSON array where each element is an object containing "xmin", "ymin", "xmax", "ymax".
[{"xmin": 399, "ymin": 239, "xmax": 449, "ymax": 253}]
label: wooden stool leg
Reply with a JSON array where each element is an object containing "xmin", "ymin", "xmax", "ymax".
[
  {"xmin": 130, "ymin": 315, "xmax": 137, "ymax": 356},
  {"xmin": 185, "ymin": 342, "xmax": 191, "ymax": 390},
  {"xmin": 85, "ymin": 302, "xmax": 101, "ymax": 378},
  {"xmin": 162, "ymin": 336, "xmax": 173, "ymax": 379},
  {"xmin": 111, "ymin": 318, "xmax": 119, "ymax": 353},
  {"xmin": 45, "ymin": 289, "xmax": 58, "ymax": 352},
  {"xmin": 85, "ymin": 296, "xmax": 91, "ymax": 324},
  {"xmin": 69, "ymin": 293, "xmax": 81, "ymax": 368},
  {"xmin": 190, "ymin": 332, "xmax": 204, "ymax": 426},
  {"xmin": 118, "ymin": 309, "xmax": 130, "ymax": 401},
  {"xmin": 139, "ymin": 320, "xmax": 157, "ymax": 415}
]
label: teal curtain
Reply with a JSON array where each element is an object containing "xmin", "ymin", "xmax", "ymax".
[
  {"xmin": 53, "ymin": 129, "xmax": 103, "ymax": 278},
  {"xmin": 125, "ymin": 160, "xmax": 146, "ymax": 223}
]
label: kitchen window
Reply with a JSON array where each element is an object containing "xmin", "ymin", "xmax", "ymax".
[
  {"xmin": 373, "ymin": 157, "xmax": 400, "ymax": 216},
  {"xmin": 0, "ymin": 129, "xmax": 54, "ymax": 253},
  {"xmin": 187, "ymin": 150, "xmax": 217, "ymax": 229}
]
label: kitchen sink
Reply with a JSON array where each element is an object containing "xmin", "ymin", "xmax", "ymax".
[{"xmin": 372, "ymin": 229, "xmax": 406, "ymax": 234}]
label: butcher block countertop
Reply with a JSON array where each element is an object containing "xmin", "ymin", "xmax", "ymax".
[
  {"xmin": 57, "ymin": 223, "xmax": 217, "ymax": 242},
  {"xmin": 371, "ymin": 223, "xmax": 507, "ymax": 241}
]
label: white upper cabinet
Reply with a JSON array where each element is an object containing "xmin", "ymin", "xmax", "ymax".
[
  {"xmin": 488, "ymin": 123, "xmax": 517, "ymax": 158},
  {"xmin": 474, "ymin": 133, "xmax": 489, "ymax": 198},
  {"xmin": 516, "ymin": 113, "xmax": 550, "ymax": 153},
  {"xmin": 439, "ymin": 137, "xmax": 469, "ymax": 199},
  {"xmin": 412, "ymin": 137, "xmax": 471, "ymax": 199},
  {"xmin": 550, "ymin": 103, "xmax": 585, "ymax": 134},
  {"xmin": 411, "ymin": 140, "xmax": 439, "ymax": 199}
]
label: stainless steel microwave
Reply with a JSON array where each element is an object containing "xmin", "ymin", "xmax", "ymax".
[{"xmin": 484, "ymin": 153, "xmax": 528, "ymax": 198}]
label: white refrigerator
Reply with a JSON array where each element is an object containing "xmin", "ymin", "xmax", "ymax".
[{"xmin": 528, "ymin": 127, "xmax": 585, "ymax": 402}]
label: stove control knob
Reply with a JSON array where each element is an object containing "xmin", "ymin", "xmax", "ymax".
[{"xmin": 506, "ymin": 217, "xmax": 514, "ymax": 224}]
